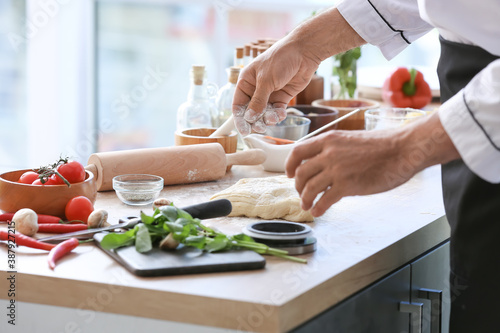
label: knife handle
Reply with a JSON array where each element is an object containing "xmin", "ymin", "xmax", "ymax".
[{"xmin": 182, "ymin": 199, "xmax": 232, "ymax": 220}]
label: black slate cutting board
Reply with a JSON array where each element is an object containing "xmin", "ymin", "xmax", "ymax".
[{"xmin": 93, "ymin": 233, "xmax": 266, "ymax": 277}]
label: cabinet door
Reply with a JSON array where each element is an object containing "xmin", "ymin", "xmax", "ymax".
[
  {"xmin": 411, "ymin": 242, "xmax": 450, "ymax": 333},
  {"xmin": 292, "ymin": 265, "xmax": 411, "ymax": 333}
]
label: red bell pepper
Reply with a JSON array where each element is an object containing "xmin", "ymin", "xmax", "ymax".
[{"xmin": 382, "ymin": 67, "xmax": 432, "ymax": 109}]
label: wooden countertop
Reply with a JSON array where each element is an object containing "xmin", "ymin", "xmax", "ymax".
[{"xmin": 0, "ymin": 165, "xmax": 449, "ymax": 332}]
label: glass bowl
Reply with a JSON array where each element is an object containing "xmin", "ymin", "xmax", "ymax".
[
  {"xmin": 364, "ymin": 108, "xmax": 428, "ymax": 131},
  {"xmin": 112, "ymin": 174, "xmax": 164, "ymax": 206}
]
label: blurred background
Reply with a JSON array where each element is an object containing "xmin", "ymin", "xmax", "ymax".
[{"xmin": 0, "ymin": 0, "xmax": 439, "ymax": 173}]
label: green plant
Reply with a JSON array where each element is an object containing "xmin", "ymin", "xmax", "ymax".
[{"xmin": 332, "ymin": 47, "xmax": 361, "ymax": 99}]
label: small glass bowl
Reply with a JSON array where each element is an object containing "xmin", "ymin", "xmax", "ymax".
[
  {"xmin": 365, "ymin": 108, "xmax": 427, "ymax": 131},
  {"xmin": 112, "ymin": 174, "xmax": 164, "ymax": 206}
]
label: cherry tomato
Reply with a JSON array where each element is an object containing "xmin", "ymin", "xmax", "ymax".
[
  {"xmin": 57, "ymin": 160, "xmax": 86, "ymax": 184},
  {"xmin": 65, "ymin": 196, "xmax": 94, "ymax": 222},
  {"xmin": 47, "ymin": 174, "xmax": 65, "ymax": 185},
  {"xmin": 43, "ymin": 175, "xmax": 63, "ymax": 185},
  {"xmin": 32, "ymin": 178, "xmax": 43, "ymax": 185},
  {"xmin": 19, "ymin": 171, "xmax": 39, "ymax": 184}
]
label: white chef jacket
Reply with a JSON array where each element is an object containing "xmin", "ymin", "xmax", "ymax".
[{"xmin": 337, "ymin": 0, "xmax": 500, "ymax": 183}]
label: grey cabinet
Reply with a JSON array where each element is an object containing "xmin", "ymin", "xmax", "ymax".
[{"xmin": 292, "ymin": 242, "xmax": 450, "ymax": 333}]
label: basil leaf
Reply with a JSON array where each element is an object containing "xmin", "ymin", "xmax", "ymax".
[
  {"xmin": 165, "ymin": 222, "xmax": 184, "ymax": 233},
  {"xmin": 140, "ymin": 211, "xmax": 155, "ymax": 224},
  {"xmin": 135, "ymin": 223, "xmax": 152, "ymax": 253},
  {"xmin": 231, "ymin": 233, "xmax": 256, "ymax": 243},
  {"xmin": 159, "ymin": 206, "xmax": 178, "ymax": 222},
  {"xmin": 205, "ymin": 234, "xmax": 229, "ymax": 253},
  {"xmin": 176, "ymin": 208, "xmax": 193, "ymax": 220},
  {"xmin": 100, "ymin": 227, "xmax": 137, "ymax": 250},
  {"xmin": 184, "ymin": 235, "xmax": 206, "ymax": 249}
]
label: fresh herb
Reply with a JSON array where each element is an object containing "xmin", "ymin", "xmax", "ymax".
[
  {"xmin": 100, "ymin": 204, "xmax": 307, "ymax": 263},
  {"xmin": 332, "ymin": 47, "xmax": 361, "ymax": 99}
]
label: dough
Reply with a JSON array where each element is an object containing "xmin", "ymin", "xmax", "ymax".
[{"xmin": 210, "ymin": 176, "xmax": 314, "ymax": 222}]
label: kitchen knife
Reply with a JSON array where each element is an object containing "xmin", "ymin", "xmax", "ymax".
[{"xmin": 37, "ymin": 199, "xmax": 232, "ymax": 243}]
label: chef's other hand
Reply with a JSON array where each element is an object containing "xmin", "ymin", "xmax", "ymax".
[
  {"xmin": 232, "ymin": 39, "xmax": 320, "ymax": 136},
  {"xmin": 285, "ymin": 112, "xmax": 460, "ymax": 217}
]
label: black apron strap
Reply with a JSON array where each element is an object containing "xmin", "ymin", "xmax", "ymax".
[{"xmin": 437, "ymin": 36, "xmax": 500, "ymax": 332}]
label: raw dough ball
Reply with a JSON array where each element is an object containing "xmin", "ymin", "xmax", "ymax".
[{"xmin": 210, "ymin": 176, "xmax": 314, "ymax": 222}]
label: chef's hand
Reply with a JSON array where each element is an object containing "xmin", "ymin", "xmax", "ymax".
[
  {"xmin": 232, "ymin": 8, "xmax": 366, "ymax": 136},
  {"xmin": 232, "ymin": 40, "xmax": 320, "ymax": 136},
  {"xmin": 285, "ymin": 112, "xmax": 460, "ymax": 217}
]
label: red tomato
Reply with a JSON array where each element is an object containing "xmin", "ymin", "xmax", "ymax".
[
  {"xmin": 32, "ymin": 178, "xmax": 43, "ymax": 185},
  {"xmin": 65, "ymin": 196, "xmax": 94, "ymax": 222},
  {"xmin": 19, "ymin": 171, "xmax": 39, "ymax": 184},
  {"xmin": 43, "ymin": 175, "xmax": 63, "ymax": 185},
  {"xmin": 48, "ymin": 174, "xmax": 65, "ymax": 185},
  {"xmin": 57, "ymin": 160, "xmax": 86, "ymax": 184}
]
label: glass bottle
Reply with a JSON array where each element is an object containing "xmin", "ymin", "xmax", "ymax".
[
  {"xmin": 215, "ymin": 66, "xmax": 240, "ymax": 127},
  {"xmin": 177, "ymin": 65, "xmax": 218, "ymax": 130}
]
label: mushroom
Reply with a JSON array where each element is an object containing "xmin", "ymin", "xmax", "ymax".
[
  {"xmin": 87, "ymin": 209, "xmax": 108, "ymax": 229},
  {"xmin": 153, "ymin": 198, "xmax": 172, "ymax": 210},
  {"xmin": 13, "ymin": 208, "xmax": 38, "ymax": 236},
  {"xmin": 159, "ymin": 233, "xmax": 179, "ymax": 251}
]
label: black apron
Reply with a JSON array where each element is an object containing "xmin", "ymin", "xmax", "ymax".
[{"xmin": 437, "ymin": 37, "xmax": 500, "ymax": 331}]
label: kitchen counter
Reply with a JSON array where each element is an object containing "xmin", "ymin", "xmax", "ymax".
[{"xmin": 0, "ymin": 165, "xmax": 449, "ymax": 332}]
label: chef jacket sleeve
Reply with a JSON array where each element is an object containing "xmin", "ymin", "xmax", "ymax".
[
  {"xmin": 439, "ymin": 59, "xmax": 500, "ymax": 183},
  {"xmin": 336, "ymin": 0, "xmax": 433, "ymax": 60}
]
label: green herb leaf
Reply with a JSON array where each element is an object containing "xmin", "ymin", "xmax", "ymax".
[
  {"xmin": 100, "ymin": 227, "xmax": 138, "ymax": 250},
  {"xmin": 176, "ymin": 208, "xmax": 194, "ymax": 220},
  {"xmin": 205, "ymin": 234, "xmax": 230, "ymax": 252},
  {"xmin": 135, "ymin": 223, "xmax": 152, "ymax": 253},
  {"xmin": 184, "ymin": 235, "xmax": 206, "ymax": 249},
  {"xmin": 140, "ymin": 211, "xmax": 156, "ymax": 224},
  {"xmin": 159, "ymin": 206, "xmax": 178, "ymax": 221}
]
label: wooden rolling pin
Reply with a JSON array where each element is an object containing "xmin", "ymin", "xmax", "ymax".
[{"xmin": 86, "ymin": 143, "xmax": 266, "ymax": 191}]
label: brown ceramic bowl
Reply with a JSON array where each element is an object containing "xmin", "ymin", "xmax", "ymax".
[
  {"xmin": 312, "ymin": 98, "xmax": 380, "ymax": 130},
  {"xmin": 0, "ymin": 170, "xmax": 97, "ymax": 218},
  {"xmin": 174, "ymin": 128, "xmax": 238, "ymax": 170},
  {"xmin": 290, "ymin": 105, "xmax": 339, "ymax": 134}
]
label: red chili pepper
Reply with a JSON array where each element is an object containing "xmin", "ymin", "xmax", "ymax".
[
  {"xmin": 0, "ymin": 213, "xmax": 65, "ymax": 224},
  {"xmin": 382, "ymin": 67, "xmax": 432, "ymax": 109},
  {"xmin": 0, "ymin": 229, "xmax": 55, "ymax": 251},
  {"xmin": 37, "ymin": 223, "xmax": 88, "ymax": 234},
  {"xmin": 48, "ymin": 237, "xmax": 80, "ymax": 270}
]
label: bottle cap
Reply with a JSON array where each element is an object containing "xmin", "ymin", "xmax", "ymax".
[
  {"xmin": 191, "ymin": 65, "xmax": 205, "ymax": 85},
  {"xmin": 228, "ymin": 66, "xmax": 240, "ymax": 84},
  {"xmin": 244, "ymin": 44, "xmax": 252, "ymax": 56},
  {"xmin": 235, "ymin": 47, "xmax": 244, "ymax": 59},
  {"xmin": 251, "ymin": 46, "xmax": 259, "ymax": 58}
]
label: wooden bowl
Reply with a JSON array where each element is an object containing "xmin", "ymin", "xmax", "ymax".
[
  {"xmin": 174, "ymin": 128, "xmax": 238, "ymax": 170},
  {"xmin": 290, "ymin": 105, "xmax": 339, "ymax": 134},
  {"xmin": 312, "ymin": 98, "xmax": 380, "ymax": 130},
  {"xmin": 0, "ymin": 170, "xmax": 97, "ymax": 218},
  {"xmin": 175, "ymin": 128, "xmax": 237, "ymax": 153}
]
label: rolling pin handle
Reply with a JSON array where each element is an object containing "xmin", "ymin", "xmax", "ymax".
[{"xmin": 85, "ymin": 164, "xmax": 99, "ymax": 182}]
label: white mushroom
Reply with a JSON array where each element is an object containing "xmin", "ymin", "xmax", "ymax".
[
  {"xmin": 13, "ymin": 208, "xmax": 38, "ymax": 236},
  {"xmin": 87, "ymin": 209, "xmax": 108, "ymax": 229},
  {"xmin": 153, "ymin": 198, "xmax": 172, "ymax": 210},
  {"xmin": 159, "ymin": 233, "xmax": 179, "ymax": 251}
]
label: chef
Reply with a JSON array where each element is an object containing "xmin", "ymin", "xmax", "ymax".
[{"xmin": 232, "ymin": 1, "xmax": 500, "ymax": 330}]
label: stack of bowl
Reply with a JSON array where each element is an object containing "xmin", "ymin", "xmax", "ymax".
[{"xmin": 312, "ymin": 98, "xmax": 380, "ymax": 130}]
